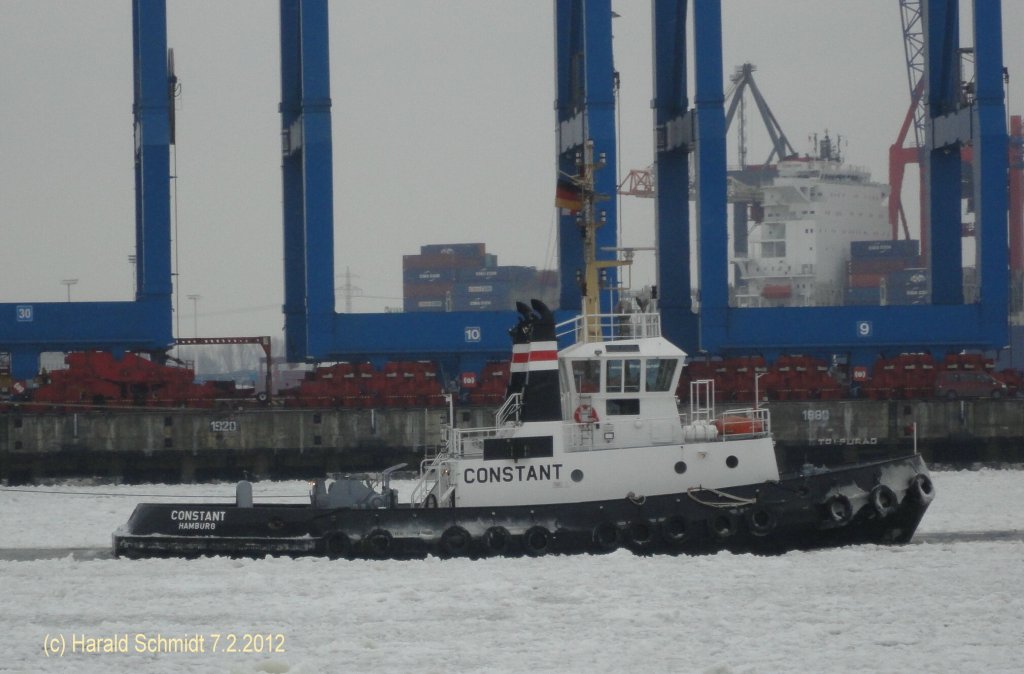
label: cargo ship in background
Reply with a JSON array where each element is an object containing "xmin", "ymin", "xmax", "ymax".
[{"xmin": 731, "ymin": 133, "xmax": 927, "ymax": 309}]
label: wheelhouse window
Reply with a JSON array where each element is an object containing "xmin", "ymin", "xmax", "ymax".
[
  {"xmin": 571, "ymin": 360, "xmax": 601, "ymax": 393},
  {"xmin": 606, "ymin": 359, "xmax": 641, "ymax": 393},
  {"xmin": 645, "ymin": 358, "xmax": 678, "ymax": 392},
  {"xmin": 607, "ymin": 398, "xmax": 640, "ymax": 416}
]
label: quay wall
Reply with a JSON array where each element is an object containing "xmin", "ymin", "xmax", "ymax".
[{"xmin": 1, "ymin": 401, "xmax": 1022, "ymax": 483}]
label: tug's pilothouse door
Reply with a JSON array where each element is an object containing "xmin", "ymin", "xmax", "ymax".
[
  {"xmin": 568, "ymin": 359, "xmax": 600, "ymax": 411},
  {"xmin": 566, "ymin": 359, "xmax": 601, "ymax": 449}
]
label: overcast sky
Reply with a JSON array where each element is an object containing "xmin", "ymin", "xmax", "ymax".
[{"xmin": 2, "ymin": 1, "xmax": 1022, "ymax": 341}]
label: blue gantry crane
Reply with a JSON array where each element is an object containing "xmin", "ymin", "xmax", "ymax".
[
  {"xmin": 281, "ymin": 0, "xmax": 1009, "ymax": 372},
  {"xmin": 652, "ymin": 0, "xmax": 1008, "ymax": 364},
  {"xmin": 0, "ymin": 0, "xmax": 174, "ymax": 380},
  {"xmin": 277, "ymin": 0, "xmax": 620, "ymax": 376},
  {"xmin": 0, "ymin": 0, "xmax": 1011, "ymax": 381}
]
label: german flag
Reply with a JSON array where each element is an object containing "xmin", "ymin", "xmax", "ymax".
[{"xmin": 556, "ymin": 178, "xmax": 583, "ymax": 212}]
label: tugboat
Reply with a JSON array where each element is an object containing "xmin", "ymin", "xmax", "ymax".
[{"xmin": 113, "ymin": 143, "xmax": 934, "ymax": 560}]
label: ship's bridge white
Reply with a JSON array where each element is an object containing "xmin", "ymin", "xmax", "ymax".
[{"xmin": 735, "ymin": 157, "xmax": 891, "ymax": 308}]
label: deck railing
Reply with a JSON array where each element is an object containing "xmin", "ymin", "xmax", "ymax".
[{"xmin": 556, "ymin": 312, "xmax": 661, "ymax": 344}]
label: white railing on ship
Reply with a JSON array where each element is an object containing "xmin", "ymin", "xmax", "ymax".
[
  {"xmin": 560, "ymin": 407, "xmax": 770, "ymax": 452},
  {"xmin": 442, "ymin": 405, "xmax": 771, "ymax": 463},
  {"xmin": 447, "ymin": 426, "xmax": 502, "ymax": 459},
  {"xmin": 555, "ymin": 312, "xmax": 661, "ymax": 343},
  {"xmin": 495, "ymin": 393, "xmax": 522, "ymax": 425}
]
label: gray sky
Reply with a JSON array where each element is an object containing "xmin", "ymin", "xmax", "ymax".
[{"xmin": 2, "ymin": 1, "xmax": 1023, "ymax": 342}]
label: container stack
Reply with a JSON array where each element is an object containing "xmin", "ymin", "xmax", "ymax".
[
  {"xmin": 403, "ymin": 243, "xmax": 557, "ymax": 312},
  {"xmin": 844, "ymin": 240, "xmax": 926, "ymax": 306}
]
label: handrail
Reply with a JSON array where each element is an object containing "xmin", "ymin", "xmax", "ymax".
[
  {"xmin": 495, "ymin": 393, "xmax": 522, "ymax": 426},
  {"xmin": 409, "ymin": 455, "xmax": 447, "ymax": 506},
  {"xmin": 555, "ymin": 312, "xmax": 661, "ymax": 343}
]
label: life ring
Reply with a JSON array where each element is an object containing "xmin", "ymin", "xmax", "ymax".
[
  {"xmin": 573, "ymin": 404, "xmax": 599, "ymax": 424},
  {"xmin": 324, "ymin": 532, "xmax": 351, "ymax": 559},
  {"xmin": 908, "ymin": 474, "xmax": 935, "ymax": 505},
  {"xmin": 824, "ymin": 494, "xmax": 853, "ymax": 524},
  {"xmin": 709, "ymin": 512, "xmax": 737, "ymax": 539},
  {"xmin": 660, "ymin": 516, "xmax": 690, "ymax": 544},
  {"xmin": 482, "ymin": 526, "xmax": 511, "ymax": 556},
  {"xmin": 627, "ymin": 520, "xmax": 654, "ymax": 548},
  {"xmin": 870, "ymin": 484, "xmax": 899, "ymax": 517},
  {"xmin": 363, "ymin": 529, "xmax": 393, "ymax": 558},
  {"xmin": 592, "ymin": 521, "xmax": 621, "ymax": 551},
  {"xmin": 522, "ymin": 525, "xmax": 551, "ymax": 556},
  {"xmin": 745, "ymin": 506, "xmax": 777, "ymax": 537},
  {"xmin": 440, "ymin": 526, "xmax": 472, "ymax": 557}
]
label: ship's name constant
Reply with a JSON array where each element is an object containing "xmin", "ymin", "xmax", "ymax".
[
  {"xmin": 171, "ymin": 510, "xmax": 226, "ymax": 531},
  {"xmin": 464, "ymin": 464, "xmax": 564, "ymax": 484}
]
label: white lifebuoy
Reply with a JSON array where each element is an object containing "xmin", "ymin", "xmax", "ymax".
[{"xmin": 574, "ymin": 403, "xmax": 599, "ymax": 423}]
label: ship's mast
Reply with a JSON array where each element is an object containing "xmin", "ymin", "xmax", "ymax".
[{"xmin": 574, "ymin": 139, "xmax": 629, "ymax": 341}]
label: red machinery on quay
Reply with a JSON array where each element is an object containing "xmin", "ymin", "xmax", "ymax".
[{"xmin": 3, "ymin": 348, "xmax": 1023, "ymax": 413}]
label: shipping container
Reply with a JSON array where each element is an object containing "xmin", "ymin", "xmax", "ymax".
[
  {"xmin": 882, "ymin": 285, "xmax": 930, "ymax": 305},
  {"xmin": 850, "ymin": 239, "xmax": 920, "ymax": 259},
  {"xmin": 844, "ymin": 286, "xmax": 882, "ymax": 306},
  {"xmin": 419, "ymin": 243, "xmax": 486, "ymax": 257},
  {"xmin": 403, "ymin": 281, "xmax": 454, "ymax": 299},
  {"xmin": 847, "ymin": 256, "xmax": 922, "ymax": 275},
  {"xmin": 458, "ymin": 265, "xmax": 541, "ymax": 282},
  {"xmin": 886, "ymin": 268, "xmax": 929, "ymax": 288},
  {"xmin": 404, "ymin": 298, "xmax": 448, "ymax": 312},
  {"xmin": 402, "ymin": 267, "xmax": 458, "ymax": 283},
  {"xmin": 451, "ymin": 296, "xmax": 504, "ymax": 312},
  {"xmin": 452, "ymin": 281, "xmax": 512, "ymax": 296},
  {"xmin": 847, "ymin": 273, "xmax": 884, "ymax": 289},
  {"xmin": 403, "ymin": 252, "xmax": 485, "ymax": 271}
]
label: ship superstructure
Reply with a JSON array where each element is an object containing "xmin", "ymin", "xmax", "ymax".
[{"xmin": 733, "ymin": 135, "xmax": 891, "ymax": 307}]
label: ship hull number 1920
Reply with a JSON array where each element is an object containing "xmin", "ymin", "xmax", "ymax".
[{"xmin": 210, "ymin": 420, "xmax": 239, "ymax": 433}]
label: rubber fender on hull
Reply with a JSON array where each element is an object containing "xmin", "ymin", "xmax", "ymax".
[
  {"xmin": 592, "ymin": 522, "xmax": 621, "ymax": 551},
  {"xmin": 325, "ymin": 532, "xmax": 351, "ymax": 559},
  {"xmin": 440, "ymin": 526, "xmax": 471, "ymax": 557},
  {"xmin": 870, "ymin": 484, "xmax": 899, "ymax": 518},
  {"xmin": 364, "ymin": 529, "xmax": 393, "ymax": 557},
  {"xmin": 745, "ymin": 506, "xmax": 778, "ymax": 536},
  {"xmin": 660, "ymin": 516, "xmax": 690, "ymax": 544},
  {"xmin": 908, "ymin": 474, "xmax": 935, "ymax": 505},
  {"xmin": 825, "ymin": 494, "xmax": 853, "ymax": 524},
  {"xmin": 627, "ymin": 520, "xmax": 654, "ymax": 548},
  {"xmin": 481, "ymin": 526, "xmax": 511, "ymax": 556},
  {"xmin": 709, "ymin": 512, "xmax": 738, "ymax": 539},
  {"xmin": 522, "ymin": 526, "xmax": 551, "ymax": 556}
]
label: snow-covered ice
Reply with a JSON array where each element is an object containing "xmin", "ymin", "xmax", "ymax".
[{"xmin": 2, "ymin": 469, "xmax": 1022, "ymax": 673}]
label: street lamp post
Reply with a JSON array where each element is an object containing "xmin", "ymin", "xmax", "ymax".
[
  {"xmin": 187, "ymin": 294, "xmax": 201, "ymax": 338},
  {"xmin": 60, "ymin": 278, "xmax": 78, "ymax": 302}
]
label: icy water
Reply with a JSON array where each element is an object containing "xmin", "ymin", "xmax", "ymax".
[{"xmin": 1, "ymin": 469, "xmax": 1022, "ymax": 673}]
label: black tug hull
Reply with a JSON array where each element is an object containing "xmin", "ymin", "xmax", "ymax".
[{"xmin": 113, "ymin": 454, "xmax": 933, "ymax": 560}]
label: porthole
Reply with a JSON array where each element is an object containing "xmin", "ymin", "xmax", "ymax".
[
  {"xmin": 674, "ymin": 461, "xmax": 687, "ymax": 474},
  {"xmin": 726, "ymin": 455, "xmax": 738, "ymax": 468},
  {"xmin": 571, "ymin": 469, "xmax": 584, "ymax": 482}
]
